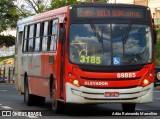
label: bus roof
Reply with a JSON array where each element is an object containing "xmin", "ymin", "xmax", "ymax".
[
  {"xmin": 17, "ymin": 6, "xmax": 68, "ymax": 26},
  {"xmin": 71, "ymin": 3, "xmax": 149, "ymax": 8},
  {"xmin": 17, "ymin": 3, "xmax": 149, "ymax": 26}
]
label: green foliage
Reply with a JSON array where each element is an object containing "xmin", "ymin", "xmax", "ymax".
[
  {"xmin": 157, "ymin": 28, "xmax": 160, "ymax": 35},
  {"xmin": 17, "ymin": 0, "xmax": 108, "ymax": 18},
  {"xmin": 0, "ymin": 55, "xmax": 14, "ymax": 62},
  {"xmin": 85, "ymin": 0, "xmax": 108, "ymax": 3},
  {"xmin": 0, "ymin": 35, "xmax": 15, "ymax": 47},
  {"xmin": 50, "ymin": 0, "xmax": 79, "ymax": 9},
  {"xmin": 17, "ymin": 0, "xmax": 51, "ymax": 18},
  {"xmin": 155, "ymin": 28, "xmax": 160, "ymax": 66},
  {"xmin": 0, "ymin": 0, "xmax": 19, "ymax": 32}
]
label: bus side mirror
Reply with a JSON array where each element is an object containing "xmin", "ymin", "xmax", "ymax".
[
  {"xmin": 154, "ymin": 29, "xmax": 157, "ymax": 44},
  {"xmin": 59, "ymin": 22, "xmax": 66, "ymax": 44}
]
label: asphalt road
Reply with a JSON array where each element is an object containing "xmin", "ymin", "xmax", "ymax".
[{"xmin": 0, "ymin": 83, "xmax": 160, "ymax": 119}]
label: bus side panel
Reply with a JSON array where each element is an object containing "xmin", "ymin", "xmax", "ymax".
[
  {"xmin": 27, "ymin": 54, "xmax": 50, "ymax": 97},
  {"xmin": 43, "ymin": 52, "xmax": 58, "ymax": 94},
  {"xmin": 28, "ymin": 77, "xmax": 49, "ymax": 97},
  {"xmin": 28, "ymin": 53, "xmax": 59, "ymax": 98}
]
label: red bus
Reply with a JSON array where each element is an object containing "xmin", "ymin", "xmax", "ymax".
[{"xmin": 15, "ymin": 3, "xmax": 156, "ymax": 113}]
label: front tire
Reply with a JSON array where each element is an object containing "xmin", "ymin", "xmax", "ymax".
[
  {"xmin": 122, "ymin": 103, "xmax": 136, "ymax": 112},
  {"xmin": 51, "ymin": 86, "xmax": 65, "ymax": 113}
]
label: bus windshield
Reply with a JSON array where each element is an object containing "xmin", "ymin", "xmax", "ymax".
[{"xmin": 69, "ymin": 22, "xmax": 152, "ymax": 66}]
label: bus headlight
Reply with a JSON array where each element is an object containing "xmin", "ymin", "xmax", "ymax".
[
  {"xmin": 73, "ymin": 79, "xmax": 79, "ymax": 86},
  {"xmin": 70, "ymin": 79, "xmax": 80, "ymax": 87},
  {"xmin": 142, "ymin": 79, "xmax": 150, "ymax": 87},
  {"xmin": 141, "ymin": 73, "xmax": 153, "ymax": 87},
  {"xmin": 68, "ymin": 72, "xmax": 80, "ymax": 87}
]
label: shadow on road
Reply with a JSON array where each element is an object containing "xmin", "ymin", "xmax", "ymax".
[{"xmin": 41, "ymin": 102, "xmax": 122, "ymax": 116}]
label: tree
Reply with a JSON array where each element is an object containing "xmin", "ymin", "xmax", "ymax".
[
  {"xmin": 50, "ymin": 0, "xmax": 79, "ymax": 9},
  {"xmin": 0, "ymin": 0, "xmax": 19, "ymax": 32},
  {"xmin": 16, "ymin": 0, "xmax": 79, "ymax": 18},
  {"xmin": 16, "ymin": 0, "xmax": 108, "ymax": 18},
  {"xmin": 16, "ymin": 0, "xmax": 52, "ymax": 18},
  {"xmin": 0, "ymin": 35, "xmax": 15, "ymax": 47},
  {"xmin": 82, "ymin": 0, "xmax": 108, "ymax": 3}
]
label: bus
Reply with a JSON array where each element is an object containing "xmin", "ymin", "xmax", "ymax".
[{"xmin": 15, "ymin": 3, "xmax": 156, "ymax": 113}]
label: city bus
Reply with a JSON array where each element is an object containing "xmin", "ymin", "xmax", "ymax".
[{"xmin": 15, "ymin": 3, "xmax": 156, "ymax": 113}]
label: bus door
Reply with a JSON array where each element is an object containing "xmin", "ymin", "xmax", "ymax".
[
  {"xmin": 59, "ymin": 21, "xmax": 66, "ymax": 99},
  {"xmin": 15, "ymin": 26, "xmax": 23, "ymax": 93}
]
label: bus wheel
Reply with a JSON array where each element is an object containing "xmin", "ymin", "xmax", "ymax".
[
  {"xmin": 122, "ymin": 103, "xmax": 136, "ymax": 112},
  {"xmin": 24, "ymin": 78, "xmax": 34, "ymax": 106},
  {"xmin": 51, "ymin": 88, "xmax": 64, "ymax": 113}
]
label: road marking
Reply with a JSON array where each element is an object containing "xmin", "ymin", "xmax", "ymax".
[
  {"xmin": 0, "ymin": 104, "xmax": 2, "ymax": 106},
  {"xmin": 0, "ymin": 90, "xmax": 7, "ymax": 92},
  {"xmin": 136, "ymin": 108, "xmax": 142, "ymax": 110},
  {"xmin": 154, "ymin": 98, "xmax": 160, "ymax": 100},
  {"xmin": 154, "ymin": 90, "xmax": 160, "ymax": 92},
  {"xmin": 1, "ymin": 106, "xmax": 12, "ymax": 109}
]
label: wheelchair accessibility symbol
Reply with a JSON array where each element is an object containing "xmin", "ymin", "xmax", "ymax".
[{"xmin": 113, "ymin": 57, "xmax": 120, "ymax": 65}]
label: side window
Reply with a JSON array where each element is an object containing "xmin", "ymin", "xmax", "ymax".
[
  {"xmin": 28, "ymin": 25, "xmax": 34, "ymax": 52},
  {"xmin": 23, "ymin": 26, "xmax": 29, "ymax": 52},
  {"xmin": 50, "ymin": 19, "xmax": 58, "ymax": 51},
  {"xmin": 35, "ymin": 23, "xmax": 40, "ymax": 52},
  {"xmin": 42, "ymin": 21, "xmax": 49, "ymax": 51},
  {"xmin": 23, "ymin": 39, "xmax": 27, "ymax": 52}
]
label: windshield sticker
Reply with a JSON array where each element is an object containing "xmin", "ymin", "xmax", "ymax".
[{"xmin": 113, "ymin": 57, "xmax": 120, "ymax": 65}]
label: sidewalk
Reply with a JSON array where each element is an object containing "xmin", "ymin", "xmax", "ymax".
[{"xmin": 154, "ymin": 86, "xmax": 160, "ymax": 91}]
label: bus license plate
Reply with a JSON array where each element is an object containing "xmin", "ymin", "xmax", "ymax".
[{"xmin": 104, "ymin": 92, "xmax": 119, "ymax": 97}]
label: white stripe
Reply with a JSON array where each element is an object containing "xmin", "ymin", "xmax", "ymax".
[
  {"xmin": 0, "ymin": 90, "xmax": 7, "ymax": 92},
  {"xmin": 154, "ymin": 90, "xmax": 160, "ymax": 92},
  {"xmin": 136, "ymin": 108, "xmax": 143, "ymax": 110},
  {"xmin": 1, "ymin": 106, "xmax": 12, "ymax": 109},
  {"xmin": 154, "ymin": 98, "xmax": 160, "ymax": 100},
  {"xmin": 0, "ymin": 104, "xmax": 2, "ymax": 105}
]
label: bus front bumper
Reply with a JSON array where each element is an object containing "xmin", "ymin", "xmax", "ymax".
[{"xmin": 66, "ymin": 82, "xmax": 153, "ymax": 104}]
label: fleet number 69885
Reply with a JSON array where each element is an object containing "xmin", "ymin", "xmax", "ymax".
[{"xmin": 117, "ymin": 73, "xmax": 136, "ymax": 78}]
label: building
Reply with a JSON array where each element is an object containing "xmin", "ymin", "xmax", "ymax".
[
  {"xmin": 0, "ymin": 45, "xmax": 15, "ymax": 57},
  {"xmin": 0, "ymin": 28, "xmax": 16, "ymax": 37},
  {"xmin": 148, "ymin": 0, "xmax": 160, "ymax": 26},
  {"xmin": 108, "ymin": 0, "xmax": 160, "ymax": 26}
]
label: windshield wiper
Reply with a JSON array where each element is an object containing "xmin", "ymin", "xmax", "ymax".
[
  {"xmin": 123, "ymin": 21, "xmax": 132, "ymax": 44},
  {"xmin": 122, "ymin": 21, "xmax": 132, "ymax": 57},
  {"xmin": 89, "ymin": 20, "xmax": 104, "ymax": 54}
]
